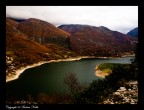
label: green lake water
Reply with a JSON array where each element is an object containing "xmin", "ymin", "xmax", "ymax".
[{"xmin": 6, "ymin": 56, "xmax": 133, "ymax": 98}]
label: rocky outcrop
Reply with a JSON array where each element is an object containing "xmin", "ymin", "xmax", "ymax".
[{"xmin": 102, "ymin": 81, "xmax": 138, "ymax": 104}]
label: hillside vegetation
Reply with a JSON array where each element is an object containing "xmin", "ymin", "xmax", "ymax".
[
  {"xmin": 6, "ymin": 18, "xmax": 78, "ymax": 75},
  {"xmin": 59, "ymin": 25, "xmax": 137, "ymax": 56},
  {"xmin": 6, "ymin": 61, "xmax": 138, "ymax": 104},
  {"xmin": 17, "ymin": 18, "xmax": 70, "ymax": 47}
]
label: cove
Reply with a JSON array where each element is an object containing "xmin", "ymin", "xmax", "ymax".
[{"xmin": 6, "ymin": 56, "xmax": 133, "ymax": 98}]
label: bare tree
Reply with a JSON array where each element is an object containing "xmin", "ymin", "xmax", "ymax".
[{"xmin": 64, "ymin": 73, "xmax": 82, "ymax": 95}]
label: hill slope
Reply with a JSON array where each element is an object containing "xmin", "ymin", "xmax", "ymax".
[
  {"xmin": 6, "ymin": 18, "xmax": 19, "ymax": 27},
  {"xmin": 17, "ymin": 18, "xmax": 70, "ymax": 48},
  {"xmin": 59, "ymin": 25, "xmax": 137, "ymax": 56},
  {"xmin": 6, "ymin": 18, "xmax": 78, "ymax": 70},
  {"xmin": 6, "ymin": 19, "xmax": 53, "ymax": 67}
]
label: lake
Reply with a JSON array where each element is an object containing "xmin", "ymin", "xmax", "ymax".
[{"xmin": 6, "ymin": 56, "xmax": 133, "ymax": 98}]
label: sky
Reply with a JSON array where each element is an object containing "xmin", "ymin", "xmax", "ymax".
[{"xmin": 6, "ymin": 6, "xmax": 138, "ymax": 34}]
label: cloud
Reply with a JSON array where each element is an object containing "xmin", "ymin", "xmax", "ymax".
[{"xmin": 6, "ymin": 6, "xmax": 138, "ymax": 34}]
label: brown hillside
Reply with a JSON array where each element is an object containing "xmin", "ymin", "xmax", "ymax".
[
  {"xmin": 6, "ymin": 19, "xmax": 78, "ymax": 67},
  {"xmin": 59, "ymin": 25, "xmax": 137, "ymax": 56},
  {"xmin": 6, "ymin": 20, "xmax": 53, "ymax": 66},
  {"xmin": 17, "ymin": 18, "xmax": 70, "ymax": 47},
  {"xmin": 6, "ymin": 18, "xmax": 19, "ymax": 27}
]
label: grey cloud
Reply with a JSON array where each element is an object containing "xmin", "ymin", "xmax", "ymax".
[{"xmin": 6, "ymin": 6, "xmax": 138, "ymax": 34}]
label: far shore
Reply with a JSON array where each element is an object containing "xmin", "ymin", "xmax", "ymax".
[
  {"xmin": 6, "ymin": 54, "xmax": 134, "ymax": 83},
  {"xmin": 6, "ymin": 56, "xmax": 90, "ymax": 82}
]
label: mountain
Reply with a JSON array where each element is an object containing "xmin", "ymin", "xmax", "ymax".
[
  {"xmin": 6, "ymin": 19, "xmax": 53, "ymax": 65},
  {"xmin": 127, "ymin": 27, "xmax": 138, "ymax": 38},
  {"xmin": 58, "ymin": 24, "xmax": 137, "ymax": 56},
  {"xmin": 6, "ymin": 18, "xmax": 78, "ymax": 70},
  {"xmin": 6, "ymin": 17, "xmax": 138, "ymax": 79},
  {"xmin": 6, "ymin": 17, "xmax": 138, "ymax": 66},
  {"xmin": 17, "ymin": 18, "xmax": 70, "ymax": 48}
]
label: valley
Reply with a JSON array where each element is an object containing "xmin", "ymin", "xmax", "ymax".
[
  {"xmin": 6, "ymin": 6, "xmax": 138, "ymax": 105},
  {"xmin": 6, "ymin": 18, "xmax": 137, "ymax": 82}
]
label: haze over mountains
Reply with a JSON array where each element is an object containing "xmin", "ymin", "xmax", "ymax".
[{"xmin": 6, "ymin": 17, "xmax": 137, "ymax": 68}]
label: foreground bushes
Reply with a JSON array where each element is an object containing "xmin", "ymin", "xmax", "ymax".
[
  {"xmin": 72, "ymin": 63, "xmax": 138, "ymax": 104},
  {"xmin": 6, "ymin": 62, "xmax": 138, "ymax": 104}
]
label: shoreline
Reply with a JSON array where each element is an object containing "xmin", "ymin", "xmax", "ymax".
[
  {"xmin": 94, "ymin": 54, "xmax": 135, "ymax": 78},
  {"xmin": 95, "ymin": 69, "xmax": 110, "ymax": 79},
  {"xmin": 6, "ymin": 55, "xmax": 134, "ymax": 83},
  {"xmin": 95, "ymin": 65, "xmax": 110, "ymax": 78},
  {"xmin": 6, "ymin": 56, "xmax": 89, "ymax": 82}
]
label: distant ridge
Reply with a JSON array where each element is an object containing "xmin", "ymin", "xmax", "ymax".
[
  {"xmin": 127, "ymin": 27, "xmax": 138, "ymax": 38},
  {"xmin": 59, "ymin": 24, "xmax": 137, "ymax": 56}
]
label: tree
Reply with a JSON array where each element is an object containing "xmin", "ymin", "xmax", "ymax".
[{"xmin": 64, "ymin": 73, "xmax": 82, "ymax": 95}]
